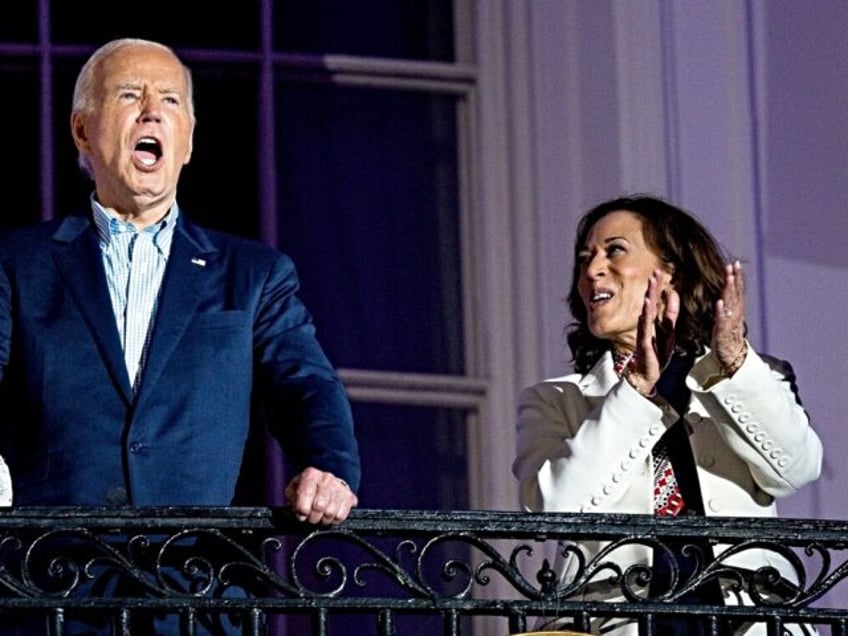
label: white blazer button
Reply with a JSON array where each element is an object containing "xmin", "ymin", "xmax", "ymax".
[
  {"xmin": 745, "ymin": 423, "xmax": 757, "ymax": 433},
  {"xmin": 731, "ymin": 404, "xmax": 742, "ymax": 413},
  {"xmin": 612, "ymin": 473, "xmax": 623, "ymax": 483},
  {"xmin": 603, "ymin": 484, "xmax": 613, "ymax": 495},
  {"xmin": 649, "ymin": 425, "xmax": 662, "ymax": 436},
  {"xmin": 753, "ymin": 432, "xmax": 765, "ymax": 442},
  {"xmin": 708, "ymin": 498, "xmax": 721, "ymax": 512},
  {"xmin": 738, "ymin": 414, "xmax": 750, "ymax": 423},
  {"xmin": 591, "ymin": 496, "xmax": 602, "ymax": 506},
  {"xmin": 761, "ymin": 440, "xmax": 773, "ymax": 450},
  {"xmin": 770, "ymin": 449, "xmax": 781, "ymax": 459},
  {"xmin": 778, "ymin": 457, "xmax": 789, "ymax": 467}
]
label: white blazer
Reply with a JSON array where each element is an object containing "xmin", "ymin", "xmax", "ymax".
[{"xmin": 513, "ymin": 344, "xmax": 822, "ymax": 634}]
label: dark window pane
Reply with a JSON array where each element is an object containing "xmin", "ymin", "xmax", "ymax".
[
  {"xmin": 0, "ymin": 61, "xmax": 41, "ymax": 229},
  {"xmin": 177, "ymin": 64, "xmax": 261, "ymax": 237},
  {"xmin": 50, "ymin": 0, "xmax": 260, "ymax": 50},
  {"xmin": 275, "ymin": 0, "xmax": 454, "ymax": 61},
  {"xmin": 275, "ymin": 83, "xmax": 463, "ymax": 375},
  {"xmin": 53, "ymin": 57, "xmax": 95, "ymax": 217},
  {"xmin": 352, "ymin": 404, "xmax": 469, "ymax": 510},
  {"xmin": 0, "ymin": 5, "xmax": 37, "ymax": 42}
]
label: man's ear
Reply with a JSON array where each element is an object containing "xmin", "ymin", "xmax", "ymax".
[
  {"xmin": 183, "ymin": 121, "xmax": 195, "ymax": 166},
  {"xmin": 70, "ymin": 112, "xmax": 90, "ymax": 153}
]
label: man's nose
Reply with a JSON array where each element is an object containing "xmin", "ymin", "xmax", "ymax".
[{"xmin": 138, "ymin": 96, "xmax": 162, "ymax": 122}]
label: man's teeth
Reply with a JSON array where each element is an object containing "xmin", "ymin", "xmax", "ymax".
[
  {"xmin": 140, "ymin": 156, "xmax": 157, "ymax": 166},
  {"xmin": 592, "ymin": 292, "xmax": 613, "ymax": 302}
]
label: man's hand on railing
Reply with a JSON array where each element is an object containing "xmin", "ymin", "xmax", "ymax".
[{"xmin": 284, "ymin": 466, "xmax": 359, "ymax": 525}]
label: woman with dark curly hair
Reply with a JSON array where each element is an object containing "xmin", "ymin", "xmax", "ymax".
[{"xmin": 512, "ymin": 195, "xmax": 822, "ymax": 635}]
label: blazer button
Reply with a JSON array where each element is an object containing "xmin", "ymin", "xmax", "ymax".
[
  {"xmin": 687, "ymin": 413, "xmax": 702, "ymax": 424},
  {"xmin": 701, "ymin": 455, "xmax": 716, "ymax": 468},
  {"xmin": 129, "ymin": 441, "xmax": 146, "ymax": 454},
  {"xmin": 745, "ymin": 423, "xmax": 758, "ymax": 433},
  {"xmin": 603, "ymin": 484, "xmax": 613, "ymax": 495},
  {"xmin": 707, "ymin": 498, "xmax": 721, "ymax": 512}
]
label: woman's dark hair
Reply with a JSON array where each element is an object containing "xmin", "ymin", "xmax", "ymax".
[{"xmin": 566, "ymin": 195, "xmax": 730, "ymax": 373}]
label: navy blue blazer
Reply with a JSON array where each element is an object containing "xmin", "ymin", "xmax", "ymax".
[{"xmin": 0, "ymin": 210, "xmax": 360, "ymax": 506}]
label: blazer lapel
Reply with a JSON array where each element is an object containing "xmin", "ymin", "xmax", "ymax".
[
  {"xmin": 51, "ymin": 214, "xmax": 133, "ymax": 403},
  {"xmin": 133, "ymin": 219, "xmax": 218, "ymax": 402}
]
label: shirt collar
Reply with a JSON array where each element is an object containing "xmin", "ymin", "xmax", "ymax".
[{"xmin": 90, "ymin": 195, "xmax": 180, "ymax": 247}]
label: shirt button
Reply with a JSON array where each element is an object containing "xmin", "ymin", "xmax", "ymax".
[
  {"xmin": 688, "ymin": 413, "xmax": 702, "ymax": 424},
  {"xmin": 701, "ymin": 455, "xmax": 716, "ymax": 468},
  {"xmin": 129, "ymin": 441, "xmax": 146, "ymax": 454}
]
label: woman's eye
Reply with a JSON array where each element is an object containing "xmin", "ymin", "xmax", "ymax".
[{"xmin": 607, "ymin": 244, "xmax": 625, "ymax": 257}]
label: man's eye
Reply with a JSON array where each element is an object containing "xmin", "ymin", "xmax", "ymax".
[
  {"xmin": 163, "ymin": 96, "xmax": 180, "ymax": 105},
  {"xmin": 119, "ymin": 92, "xmax": 139, "ymax": 101}
]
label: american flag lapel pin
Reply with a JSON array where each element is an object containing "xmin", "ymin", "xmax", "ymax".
[{"xmin": 191, "ymin": 257, "xmax": 207, "ymax": 267}]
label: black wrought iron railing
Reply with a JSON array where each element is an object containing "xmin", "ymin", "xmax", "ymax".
[{"xmin": 0, "ymin": 507, "xmax": 846, "ymax": 635}]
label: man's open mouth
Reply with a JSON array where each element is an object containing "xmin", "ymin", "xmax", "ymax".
[{"xmin": 133, "ymin": 137, "xmax": 163, "ymax": 167}]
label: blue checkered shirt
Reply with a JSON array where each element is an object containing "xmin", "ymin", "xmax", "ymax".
[{"xmin": 91, "ymin": 198, "xmax": 178, "ymax": 391}]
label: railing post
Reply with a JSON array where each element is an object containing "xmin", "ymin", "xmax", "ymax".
[{"xmin": 377, "ymin": 608, "xmax": 394, "ymax": 636}]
